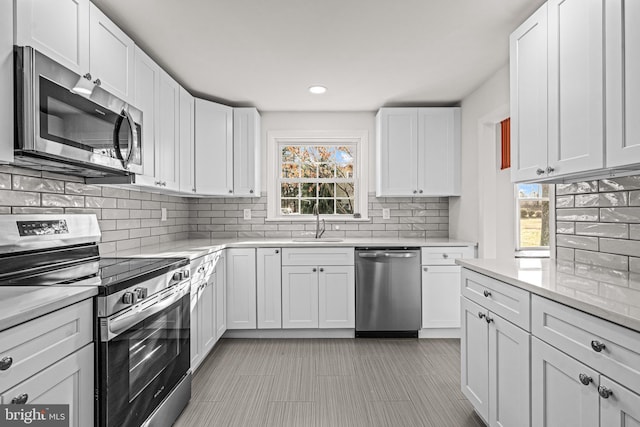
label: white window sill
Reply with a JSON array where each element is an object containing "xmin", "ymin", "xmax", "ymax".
[
  {"xmin": 515, "ymin": 250, "xmax": 550, "ymax": 258},
  {"xmin": 266, "ymin": 216, "xmax": 371, "ymax": 223}
]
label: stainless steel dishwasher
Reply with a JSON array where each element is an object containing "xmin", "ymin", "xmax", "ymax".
[{"xmin": 355, "ymin": 247, "xmax": 421, "ymax": 337}]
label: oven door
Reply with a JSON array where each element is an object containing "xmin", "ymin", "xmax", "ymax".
[{"xmin": 98, "ymin": 282, "xmax": 190, "ymax": 427}]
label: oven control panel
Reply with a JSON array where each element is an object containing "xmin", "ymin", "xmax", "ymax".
[{"xmin": 16, "ymin": 220, "xmax": 69, "ymax": 236}]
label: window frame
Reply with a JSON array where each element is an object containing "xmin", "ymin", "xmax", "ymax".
[{"xmin": 267, "ymin": 130, "xmax": 369, "ymax": 221}]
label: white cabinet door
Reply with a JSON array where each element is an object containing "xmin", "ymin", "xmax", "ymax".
[
  {"xmin": 0, "ymin": 0, "xmax": 13, "ymax": 163},
  {"xmin": 226, "ymin": 248, "xmax": 256, "ymax": 329},
  {"xmin": 0, "ymin": 344, "xmax": 94, "ymax": 427},
  {"xmin": 14, "ymin": 0, "xmax": 90, "ymax": 74},
  {"xmin": 510, "ymin": 3, "xmax": 548, "ymax": 182},
  {"xmin": 133, "ymin": 46, "xmax": 159, "ymax": 181},
  {"xmin": 417, "ymin": 108, "xmax": 460, "ymax": 196},
  {"xmin": 606, "ymin": 0, "xmax": 640, "ymax": 167},
  {"xmin": 190, "ymin": 280, "xmax": 202, "ymax": 370},
  {"xmin": 282, "ymin": 266, "xmax": 318, "ymax": 329},
  {"xmin": 488, "ymin": 313, "xmax": 530, "ymax": 427},
  {"xmin": 256, "ymin": 248, "xmax": 282, "ymax": 329},
  {"xmin": 318, "ymin": 266, "xmax": 355, "ymax": 328},
  {"xmin": 88, "ymin": 3, "xmax": 134, "ymax": 103},
  {"xmin": 179, "ymin": 87, "xmax": 195, "ymax": 193},
  {"xmin": 461, "ymin": 297, "xmax": 489, "ymax": 422},
  {"xmin": 233, "ymin": 108, "xmax": 261, "ymax": 197},
  {"xmin": 156, "ymin": 70, "xmax": 180, "ymax": 191},
  {"xmin": 547, "ymin": 0, "xmax": 604, "ymax": 177},
  {"xmin": 200, "ymin": 272, "xmax": 217, "ymax": 356},
  {"xmin": 600, "ymin": 376, "xmax": 640, "ymax": 427},
  {"xmin": 531, "ymin": 337, "xmax": 599, "ymax": 427},
  {"xmin": 194, "ymin": 99, "xmax": 233, "ymax": 195},
  {"xmin": 376, "ymin": 108, "xmax": 418, "ymax": 196},
  {"xmin": 422, "ymin": 266, "xmax": 461, "ymax": 329},
  {"xmin": 215, "ymin": 252, "xmax": 227, "ymax": 340}
]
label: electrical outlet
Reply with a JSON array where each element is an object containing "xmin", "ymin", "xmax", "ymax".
[
  {"xmin": 161, "ymin": 207, "xmax": 167, "ymax": 221},
  {"xmin": 334, "ymin": 225, "xmax": 340, "ymax": 231},
  {"xmin": 382, "ymin": 208, "xmax": 390, "ymax": 219},
  {"xmin": 243, "ymin": 209, "xmax": 251, "ymax": 220}
]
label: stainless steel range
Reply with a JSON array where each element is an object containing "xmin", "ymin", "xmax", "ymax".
[{"xmin": 0, "ymin": 215, "xmax": 191, "ymax": 427}]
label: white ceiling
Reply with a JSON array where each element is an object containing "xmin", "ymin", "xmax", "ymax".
[{"xmin": 92, "ymin": 0, "xmax": 545, "ymax": 111}]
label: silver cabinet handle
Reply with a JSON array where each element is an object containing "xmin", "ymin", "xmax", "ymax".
[
  {"xmin": 319, "ymin": 268, "xmax": 324, "ymax": 272},
  {"xmin": 11, "ymin": 393, "xmax": 28, "ymax": 404},
  {"xmin": 591, "ymin": 340, "xmax": 606, "ymax": 352},
  {"xmin": 578, "ymin": 374, "xmax": 592, "ymax": 386},
  {"xmin": 0, "ymin": 356, "xmax": 12, "ymax": 371},
  {"xmin": 536, "ymin": 168, "xmax": 545, "ymax": 175},
  {"xmin": 478, "ymin": 312, "xmax": 485, "ymax": 319},
  {"xmin": 312, "ymin": 268, "xmax": 317, "ymax": 272},
  {"xmin": 546, "ymin": 166, "xmax": 555, "ymax": 174},
  {"xmin": 598, "ymin": 385, "xmax": 612, "ymax": 399},
  {"xmin": 229, "ymin": 190, "xmax": 233, "ymax": 193},
  {"xmin": 485, "ymin": 316, "xmax": 494, "ymax": 324},
  {"xmin": 483, "ymin": 290, "xmax": 492, "ymax": 298},
  {"xmin": 442, "ymin": 253, "xmax": 449, "ymax": 259},
  {"xmin": 275, "ymin": 249, "xmax": 279, "ymax": 254},
  {"xmin": 423, "ymin": 267, "xmax": 429, "ymax": 272},
  {"xmin": 419, "ymin": 190, "xmax": 423, "ymax": 194},
  {"xmin": 93, "ymin": 78, "xmax": 101, "ymax": 86},
  {"xmin": 249, "ymin": 189, "xmax": 254, "ymax": 194},
  {"xmin": 413, "ymin": 190, "xmax": 417, "ymax": 194}
]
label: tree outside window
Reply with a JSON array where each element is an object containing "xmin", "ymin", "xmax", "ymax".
[
  {"xmin": 279, "ymin": 144, "xmax": 356, "ymax": 216},
  {"xmin": 516, "ymin": 183, "xmax": 550, "ymax": 249}
]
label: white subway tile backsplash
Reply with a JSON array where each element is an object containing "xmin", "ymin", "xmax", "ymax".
[
  {"xmin": 599, "ymin": 176, "xmax": 640, "ymax": 192},
  {"xmin": 600, "ymin": 207, "xmax": 640, "ymax": 223},
  {"xmin": 599, "ymin": 238, "xmax": 640, "ymax": 257},
  {"xmin": 556, "ymin": 208, "xmax": 599, "ymax": 221},
  {"xmin": 575, "ymin": 223, "xmax": 629, "ymax": 239},
  {"xmin": 574, "ymin": 249, "xmax": 628, "ymax": 270},
  {"xmin": 556, "ymin": 235, "xmax": 599, "ymax": 251}
]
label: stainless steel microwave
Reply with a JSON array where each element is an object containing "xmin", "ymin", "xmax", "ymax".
[{"xmin": 13, "ymin": 46, "xmax": 143, "ymax": 177}]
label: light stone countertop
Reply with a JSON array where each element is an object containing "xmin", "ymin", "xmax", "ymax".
[
  {"xmin": 457, "ymin": 258, "xmax": 640, "ymax": 333},
  {"xmin": 0, "ymin": 286, "xmax": 97, "ymax": 332},
  {"xmin": 108, "ymin": 237, "xmax": 477, "ymax": 260}
]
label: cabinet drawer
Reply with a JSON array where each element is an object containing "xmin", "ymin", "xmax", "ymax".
[
  {"xmin": 0, "ymin": 299, "xmax": 93, "ymax": 394},
  {"xmin": 461, "ymin": 269, "xmax": 530, "ymax": 331},
  {"xmin": 422, "ymin": 246, "xmax": 474, "ymax": 265},
  {"xmin": 282, "ymin": 248, "xmax": 354, "ymax": 266},
  {"xmin": 190, "ymin": 251, "xmax": 221, "ymax": 283},
  {"xmin": 532, "ymin": 295, "xmax": 640, "ymax": 393}
]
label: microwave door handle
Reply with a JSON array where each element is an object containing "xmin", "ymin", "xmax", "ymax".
[
  {"xmin": 124, "ymin": 107, "xmax": 139, "ymax": 169},
  {"xmin": 113, "ymin": 107, "xmax": 138, "ymax": 169}
]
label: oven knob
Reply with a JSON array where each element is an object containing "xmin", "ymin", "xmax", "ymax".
[
  {"xmin": 173, "ymin": 271, "xmax": 188, "ymax": 281},
  {"xmin": 122, "ymin": 292, "xmax": 137, "ymax": 305},
  {"xmin": 135, "ymin": 287, "xmax": 148, "ymax": 300}
]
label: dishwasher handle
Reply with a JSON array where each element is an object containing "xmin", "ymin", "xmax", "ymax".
[{"xmin": 358, "ymin": 252, "xmax": 417, "ymax": 258}]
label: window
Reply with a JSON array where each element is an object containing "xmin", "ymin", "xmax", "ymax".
[
  {"xmin": 267, "ymin": 131, "xmax": 368, "ymax": 220},
  {"xmin": 280, "ymin": 145, "xmax": 356, "ymax": 215},
  {"xmin": 516, "ymin": 183, "xmax": 550, "ymax": 251}
]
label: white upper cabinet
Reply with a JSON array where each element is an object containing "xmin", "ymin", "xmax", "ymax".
[
  {"xmin": 88, "ymin": 3, "xmax": 135, "ymax": 103},
  {"xmin": 194, "ymin": 99, "xmax": 234, "ymax": 195},
  {"xmin": 510, "ymin": 3, "xmax": 548, "ymax": 182},
  {"xmin": 605, "ymin": 0, "xmax": 640, "ymax": 167},
  {"xmin": 133, "ymin": 46, "xmax": 159, "ymax": 181},
  {"xmin": 1, "ymin": 0, "xmax": 13, "ymax": 162},
  {"xmin": 233, "ymin": 108, "xmax": 261, "ymax": 197},
  {"xmin": 510, "ymin": 0, "xmax": 630, "ymax": 182},
  {"xmin": 156, "ymin": 70, "xmax": 180, "ymax": 191},
  {"xmin": 417, "ymin": 108, "xmax": 461, "ymax": 195},
  {"xmin": 179, "ymin": 87, "xmax": 195, "ymax": 193},
  {"xmin": 376, "ymin": 108, "xmax": 418, "ymax": 196},
  {"xmin": 14, "ymin": 0, "xmax": 90, "ymax": 74},
  {"xmin": 14, "ymin": 1, "xmax": 134, "ymax": 104},
  {"xmin": 376, "ymin": 107, "xmax": 460, "ymax": 196},
  {"xmin": 547, "ymin": 0, "xmax": 604, "ymax": 177}
]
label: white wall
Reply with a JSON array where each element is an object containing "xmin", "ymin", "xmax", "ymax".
[
  {"xmin": 450, "ymin": 64, "xmax": 515, "ymax": 258},
  {"xmin": 260, "ymin": 112, "xmax": 376, "ymax": 193}
]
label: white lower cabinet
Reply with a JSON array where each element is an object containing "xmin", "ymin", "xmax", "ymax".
[
  {"xmin": 226, "ymin": 248, "xmax": 257, "ymax": 329},
  {"xmin": 461, "ymin": 296, "xmax": 530, "ymax": 427},
  {"xmin": 600, "ymin": 376, "xmax": 640, "ymax": 427},
  {"xmin": 0, "ymin": 344, "xmax": 94, "ymax": 427},
  {"xmin": 422, "ymin": 265, "xmax": 462, "ymax": 329},
  {"xmin": 215, "ymin": 251, "xmax": 227, "ymax": 340},
  {"xmin": 282, "ymin": 266, "xmax": 319, "ymax": 329},
  {"xmin": 318, "ymin": 266, "xmax": 355, "ymax": 328},
  {"xmin": 531, "ymin": 337, "xmax": 599, "ymax": 427},
  {"xmin": 199, "ymin": 271, "xmax": 217, "ymax": 358},
  {"xmin": 0, "ymin": 299, "xmax": 93, "ymax": 427},
  {"xmin": 257, "ymin": 248, "xmax": 282, "ymax": 329}
]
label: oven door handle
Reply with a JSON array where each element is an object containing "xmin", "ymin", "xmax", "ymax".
[{"xmin": 102, "ymin": 282, "xmax": 189, "ymax": 341}]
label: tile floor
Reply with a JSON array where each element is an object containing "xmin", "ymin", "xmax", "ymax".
[{"xmin": 174, "ymin": 338, "xmax": 485, "ymax": 427}]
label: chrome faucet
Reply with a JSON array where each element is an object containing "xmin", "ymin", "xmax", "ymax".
[{"xmin": 313, "ymin": 203, "xmax": 326, "ymax": 238}]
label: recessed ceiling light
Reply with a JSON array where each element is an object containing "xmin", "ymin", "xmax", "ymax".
[{"xmin": 308, "ymin": 85, "xmax": 327, "ymax": 94}]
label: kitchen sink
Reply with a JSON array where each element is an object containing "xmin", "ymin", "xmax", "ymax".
[{"xmin": 291, "ymin": 238, "xmax": 344, "ymax": 242}]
